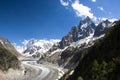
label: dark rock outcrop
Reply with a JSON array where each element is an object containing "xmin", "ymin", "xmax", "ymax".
[{"xmin": 59, "ymin": 17, "xmax": 96, "ymax": 49}]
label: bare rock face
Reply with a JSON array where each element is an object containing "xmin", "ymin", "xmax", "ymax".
[
  {"xmin": 94, "ymin": 20, "xmax": 112, "ymax": 37},
  {"xmin": 0, "ymin": 47, "xmax": 20, "ymax": 71},
  {"xmin": 67, "ymin": 20, "xmax": 120, "ymax": 80},
  {"xmin": 58, "ymin": 17, "xmax": 114, "ymax": 49},
  {"xmin": 38, "ymin": 17, "xmax": 117, "ymax": 69},
  {"xmin": 0, "ymin": 36, "xmax": 21, "ymax": 57},
  {"xmin": 59, "ymin": 17, "xmax": 96, "ymax": 49}
]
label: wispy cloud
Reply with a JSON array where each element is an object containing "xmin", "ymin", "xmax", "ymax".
[
  {"xmin": 60, "ymin": 0, "xmax": 69, "ymax": 6},
  {"xmin": 59, "ymin": 0, "xmax": 117, "ymax": 24},
  {"xmin": 60, "ymin": 0, "xmax": 96, "ymax": 18},
  {"xmin": 91, "ymin": 0, "xmax": 96, "ymax": 2},
  {"xmin": 71, "ymin": 0, "xmax": 95, "ymax": 18},
  {"xmin": 60, "ymin": 0, "xmax": 115, "ymax": 21},
  {"xmin": 98, "ymin": 6, "xmax": 104, "ymax": 11},
  {"xmin": 100, "ymin": 17, "xmax": 118, "ymax": 22}
]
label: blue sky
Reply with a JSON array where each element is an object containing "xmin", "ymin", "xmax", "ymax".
[{"xmin": 0, "ymin": 0, "xmax": 119, "ymax": 44}]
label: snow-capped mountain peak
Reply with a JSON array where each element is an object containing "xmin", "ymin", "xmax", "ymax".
[
  {"xmin": 14, "ymin": 39, "xmax": 60, "ymax": 57},
  {"xmin": 80, "ymin": 16, "xmax": 92, "ymax": 24},
  {"xmin": 58, "ymin": 16, "xmax": 96, "ymax": 49},
  {"xmin": 14, "ymin": 17, "xmax": 118, "ymax": 60}
]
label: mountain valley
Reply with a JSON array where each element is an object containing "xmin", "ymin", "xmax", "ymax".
[{"xmin": 0, "ymin": 17, "xmax": 119, "ymax": 80}]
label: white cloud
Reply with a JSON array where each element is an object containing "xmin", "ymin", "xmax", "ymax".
[
  {"xmin": 91, "ymin": 0, "xmax": 96, "ymax": 2},
  {"xmin": 101, "ymin": 17, "xmax": 118, "ymax": 22},
  {"xmin": 60, "ymin": 0, "xmax": 69, "ymax": 6},
  {"xmin": 60, "ymin": 0, "xmax": 96, "ymax": 19},
  {"xmin": 109, "ymin": 18, "xmax": 118, "ymax": 22},
  {"xmin": 93, "ymin": 17, "xmax": 118, "ymax": 25},
  {"xmin": 71, "ymin": 0, "xmax": 95, "ymax": 18},
  {"xmin": 98, "ymin": 7, "xmax": 104, "ymax": 11}
]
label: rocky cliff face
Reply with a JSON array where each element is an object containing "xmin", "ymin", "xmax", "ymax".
[
  {"xmin": 39, "ymin": 17, "xmax": 117, "ymax": 69},
  {"xmin": 59, "ymin": 17, "xmax": 96, "ymax": 49},
  {"xmin": 0, "ymin": 36, "xmax": 20, "ymax": 71},
  {"xmin": 0, "ymin": 36, "xmax": 21, "ymax": 57},
  {"xmin": 58, "ymin": 17, "xmax": 113, "ymax": 49},
  {"xmin": 67, "ymin": 20, "xmax": 120, "ymax": 80},
  {"xmin": 94, "ymin": 20, "xmax": 112, "ymax": 37}
]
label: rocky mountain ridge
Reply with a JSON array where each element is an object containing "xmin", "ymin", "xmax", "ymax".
[
  {"xmin": 0, "ymin": 36, "xmax": 20, "ymax": 71},
  {"xmin": 0, "ymin": 36, "xmax": 21, "ymax": 57},
  {"xmin": 14, "ymin": 17, "xmax": 118, "ymax": 69},
  {"xmin": 14, "ymin": 39, "xmax": 60, "ymax": 58},
  {"xmin": 58, "ymin": 17, "xmax": 114, "ymax": 49},
  {"xmin": 66, "ymin": 20, "xmax": 120, "ymax": 80},
  {"xmin": 38, "ymin": 17, "xmax": 117, "ymax": 68}
]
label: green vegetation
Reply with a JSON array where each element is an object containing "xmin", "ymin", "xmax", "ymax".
[
  {"xmin": 90, "ymin": 60, "xmax": 116, "ymax": 80},
  {"xmin": 66, "ymin": 21, "xmax": 120, "ymax": 80},
  {"xmin": 78, "ymin": 76, "xmax": 83, "ymax": 80},
  {"xmin": 0, "ymin": 46, "xmax": 20, "ymax": 71}
]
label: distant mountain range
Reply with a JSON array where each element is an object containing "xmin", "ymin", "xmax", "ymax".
[
  {"xmin": 14, "ymin": 39, "xmax": 60, "ymax": 58},
  {"xmin": 58, "ymin": 17, "xmax": 117, "ymax": 49},
  {"xmin": 14, "ymin": 17, "xmax": 118, "ymax": 68},
  {"xmin": 37, "ymin": 17, "xmax": 118, "ymax": 68},
  {"xmin": 0, "ymin": 16, "xmax": 119, "ymax": 80}
]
